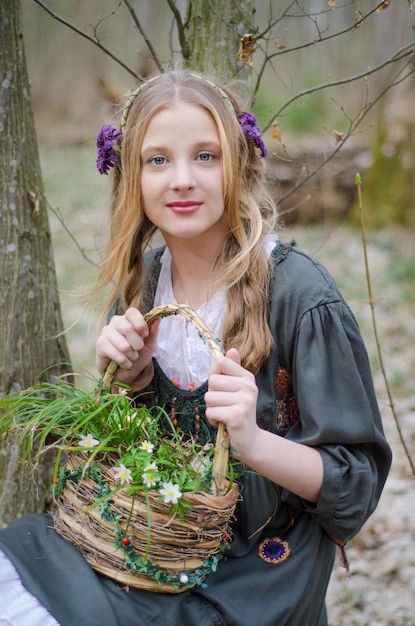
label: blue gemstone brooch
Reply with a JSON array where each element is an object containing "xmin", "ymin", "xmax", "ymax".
[{"xmin": 258, "ymin": 537, "xmax": 291, "ymax": 564}]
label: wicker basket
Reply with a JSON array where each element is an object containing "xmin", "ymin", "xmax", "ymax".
[{"xmin": 54, "ymin": 304, "xmax": 239, "ymax": 593}]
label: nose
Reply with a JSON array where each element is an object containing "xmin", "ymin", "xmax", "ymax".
[{"xmin": 169, "ymin": 159, "xmax": 196, "ymax": 191}]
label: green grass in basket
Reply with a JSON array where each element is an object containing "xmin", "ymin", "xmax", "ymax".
[{"xmin": 0, "ymin": 377, "xmax": 231, "ymax": 518}]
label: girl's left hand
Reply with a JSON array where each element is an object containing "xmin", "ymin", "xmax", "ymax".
[{"xmin": 205, "ymin": 348, "xmax": 260, "ymax": 459}]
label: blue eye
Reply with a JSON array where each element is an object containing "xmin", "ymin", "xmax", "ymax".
[
  {"xmin": 198, "ymin": 152, "xmax": 215, "ymax": 162},
  {"xmin": 149, "ymin": 156, "xmax": 166, "ymax": 166}
]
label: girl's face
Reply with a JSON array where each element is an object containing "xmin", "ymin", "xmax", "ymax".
[{"xmin": 140, "ymin": 103, "xmax": 228, "ymax": 251}]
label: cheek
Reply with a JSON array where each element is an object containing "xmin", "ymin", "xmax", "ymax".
[{"xmin": 140, "ymin": 174, "xmax": 154, "ymax": 206}]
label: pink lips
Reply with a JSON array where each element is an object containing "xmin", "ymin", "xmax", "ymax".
[{"xmin": 166, "ymin": 201, "xmax": 202, "ymax": 214}]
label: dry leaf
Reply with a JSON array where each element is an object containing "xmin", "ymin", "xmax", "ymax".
[
  {"xmin": 332, "ymin": 129, "xmax": 344, "ymax": 143},
  {"xmin": 27, "ymin": 189, "xmax": 39, "ymax": 218},
  {"xmin": 353, "ymin": 10, "xmax": 364, "ymax": 29},
  {"xmin": 271, "ymin": 121, "xmax": 284, "ymax": 145},
  {"xmin": 376, "ymin": 0, "xmax": 390, "ymax": 11},
  {"xmin": 236, "ymin": 32, "xmax": 258, "ymax": 67},
  {"xmin": 274, "ymin": 37, "xmax": 286, "ymax": 50},
  {"xmin": 327, "ymin": 0, "xmax": 336, "ymax": 7}
]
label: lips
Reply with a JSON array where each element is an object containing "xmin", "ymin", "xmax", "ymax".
[{"xmin": 166, "ymin": 201, "xmax": 202, "ymax": 214}]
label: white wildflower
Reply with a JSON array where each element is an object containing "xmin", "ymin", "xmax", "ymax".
[
  {"xmin": 139, "ymin": 440, "xmax": 154, "ymax": 454},
  {"xmin": 159, "ymin": 482, "xmax": 182, "ymax": 505},
  {"xmin": 79, "ymin": 433, "xmax": 99, "ymax": 449},
  {"xmin": 113, "ymin": 464, "xmax": 133, "ymax": 485},
  {"xmin": 142, "ymin": 471, "xmax": 159, "ymax": 488}
]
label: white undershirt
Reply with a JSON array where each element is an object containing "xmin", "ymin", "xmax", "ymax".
[{"xmin": 153, "ymin": 235, "xmax": 277, "ymax": 388}]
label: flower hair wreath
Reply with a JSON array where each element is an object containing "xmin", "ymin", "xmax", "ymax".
[{"xmin": 96, "ymin": 74, "xmax": 267, "ymax": 175}]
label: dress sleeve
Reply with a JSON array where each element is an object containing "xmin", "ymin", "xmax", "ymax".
[{"xmin": 282, "ymin": 298, "xmax": 392, "ymax": 542}]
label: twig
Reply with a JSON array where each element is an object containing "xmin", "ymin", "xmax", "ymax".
[
  {"xmin": 356, "ymin": 173, "xmax": 415, "ymax": 479},
  {"xmin": 122, "ymin": 0, "xmax": 164, "ymax": 71},
  {"xmin": 263, "ymin": 40, "xmax": 415, "ymax": 131},
  {"xmin": 166, "ymin": 0, "xmax": 190, "ymax": 59},
  {"xmin": 262, "ymin": 0, "xmax": 306, "ymax": 38},
  {"xmin": 47, "ymin": 200, "xmax": 99, "ymax": 268},
  {"xmin": 33, "ymin": 0, "xmax": 141, "ymax": 80},
  {"xmin": 254, "ymin": 2, "xmax": 391, "ymax": 95},
  {"xmin": 276, "ymin": 61, "xmax": 415, "ymax": 212}
]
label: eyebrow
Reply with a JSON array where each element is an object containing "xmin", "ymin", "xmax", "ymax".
[{"xmin": 141, "ymin": 141, "xmax": 221, "ymax": 156}]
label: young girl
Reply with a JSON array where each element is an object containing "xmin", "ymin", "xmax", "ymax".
[{"xmin": 0, "ymin": 70, "xmax": 391, "ymax": 626}]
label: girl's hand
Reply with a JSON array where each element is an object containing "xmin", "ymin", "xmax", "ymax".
[
  {"xmin": 206, "ymin": 348, "xmax": 323, "ymax": 502},
  {"xmin": 96, "ymin": 307, "xmax": 160, "ymax": 386},
  {"xmin": 205, "ymin": 348, "xmax": 260, "ymax": 459}
]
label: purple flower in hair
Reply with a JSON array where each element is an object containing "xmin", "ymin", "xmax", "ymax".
[
  {"xmin": 238, "ymin": 111, "xmax": 267, "ymax": 158},
  {"xmin": 96, "ymin": 124, "xmax": 123, "ymax": 174}
]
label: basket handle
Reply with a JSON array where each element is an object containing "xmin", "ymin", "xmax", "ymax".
[{"xmin": 100, "ymin": 304, "xmax": 230, "ymax": 496}]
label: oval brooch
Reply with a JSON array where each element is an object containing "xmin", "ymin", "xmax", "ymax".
[{"xmin": 258, "ymin": 537, "xmax": 291, "ymax": 564}]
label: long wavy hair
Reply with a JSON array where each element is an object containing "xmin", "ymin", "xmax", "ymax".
[{"xmin": 94, "ymin": 70, "xmax": 279, "ymax": 375}]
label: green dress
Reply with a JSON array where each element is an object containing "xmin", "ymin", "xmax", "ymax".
[{"xmin": 0, "ymin": 242, "xmax": 391, "ymax": 626}]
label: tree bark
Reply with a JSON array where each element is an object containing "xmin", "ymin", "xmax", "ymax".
[
  {"xmin": 0, "ymin": 0, "xmax": 71, "ymax": 526},
  {"xmin": 184, "ymin": 0, "xmax": 255, "ymax": 84}
]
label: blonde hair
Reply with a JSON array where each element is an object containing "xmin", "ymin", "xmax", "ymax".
[{"xmin": 94, "ymin": 71, "xmax": 278, "ymax": 374}]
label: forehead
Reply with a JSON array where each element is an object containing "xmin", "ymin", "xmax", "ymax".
[{"xmin": 142, "ymin": 103, "xmax": 220, "ymax": 143}]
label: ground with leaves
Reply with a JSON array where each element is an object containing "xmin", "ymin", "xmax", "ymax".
[
  {"xmin": 327, "ymin": 398, "xmax": 415, "ymax": 626},
  {"xmin": 43, "ymin": 145, "xmax": 415, "ymax": 625}
]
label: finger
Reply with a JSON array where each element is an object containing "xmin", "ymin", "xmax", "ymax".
[
  {"xmin": 207, "ymin": 374, "xmax": 242, "ymax": 393},
  {"xmin": 209, "ymin": 353, "xmax": 255, "ymax": 387},
  {"xmin": 144, "ymin": 318, "xmax": 161, "ymax": 354},
  {"xmin": 99, "ymin": 319, "xmax": 138, "ymax": 357},
  {"xmin": 96, "ymin": 334, "xmax": 138, "ymax": 370},
  {"xmin": 205, "ymin": 390, "xmax": 241, "ymax": 407},
  {"xmin": 105, "ymin": 309, "xmax": 151, "ymax": 355},
  {"xmin": 225, "ymin": 348, "xmax": 241, "ymax": 366},
  {"xmin": 124, "ymin": 308, "xmax": 150, "ymax": 338},
  {"xmin": 120, "ymin": 309, "xmax": 150, "ymax": 351},
  {"xmin": 209, "ymin": 351, "xmax": 243, "ymax": 377}
]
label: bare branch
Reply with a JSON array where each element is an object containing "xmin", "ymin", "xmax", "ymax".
[
  {"xmin": 47, "ymin": 201, "xmax": 99, "ymax": 269},
  {"xmin": 259, "ymin": 1, "xmax": 298, "ymax": 39},
  {"xmin": 122, "ymin": 0, "xmax": 164, "ymax": 71},
  {"xmin": 91, "ymin": 2, "xmax": 122, "ymax": 40},
  {"xmin": 263, "ymin": 40, "xmax": 415, "ymax": 132},
  {"xmin": 356, "ymin": 175, "xmax": 415, "ymax": 478},
  {"xmin": 166, "ymin": 0, "xmax": 190, "ymax": 59},
  {"xmin": 254, "ymin": 2, "xmax": 395, "ymax": 97},
  {"xmin": 263, "ymin": 1, "xmax": 384, "ymax": 54},
  {"xmin": 277, "ymin": 61, "xmax": 415, "ymax": 212},
  {"xmin": 33, "ymin": 0, "xmax": 141, "ymax": 80}
]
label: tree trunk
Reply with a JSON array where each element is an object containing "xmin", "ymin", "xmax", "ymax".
[
  {"xmin": 0, "ymin": 0, "xmax": 71, "ymax": 527},
  {"xmin": 184, "ymin": 0, "xmax": 255, "ymax": 84}
]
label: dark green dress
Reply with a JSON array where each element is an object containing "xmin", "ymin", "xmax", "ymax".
[{"xmin": 0, "ymin": 243, "xmax": 392, "ymax": 626}]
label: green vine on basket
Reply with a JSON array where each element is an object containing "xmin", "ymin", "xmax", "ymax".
[{"xmin": 55, "ymin": 462, "xmax": 231, "ymax": 590}]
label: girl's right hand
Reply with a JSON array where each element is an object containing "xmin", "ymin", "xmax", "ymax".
[{"xmin": 95, "ymin": 307, "xmax": 160, "ymax": 386}]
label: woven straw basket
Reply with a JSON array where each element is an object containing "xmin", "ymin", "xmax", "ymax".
[{"xmin": 54, "ymin": 304, "xmax": 239, "ymax": 593}]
